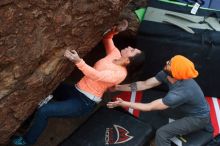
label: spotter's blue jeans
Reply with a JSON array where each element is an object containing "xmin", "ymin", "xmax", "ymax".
[{"xmin": 24, "ymin": 83, "xmax": 97, "ymax": 144}]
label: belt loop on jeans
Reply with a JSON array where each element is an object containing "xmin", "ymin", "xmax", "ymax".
[{"xmin": 87, "ymin": 95, "xmax": 102, "ymax": 104}]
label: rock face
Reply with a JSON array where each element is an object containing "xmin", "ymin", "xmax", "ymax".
[
  {"xmin": 120, "ymin": 0, "xmax": 147, "ymax": 37},
  {"xmin": 0, "ymin": 0, "xmax": 130, "ymax": 144}
]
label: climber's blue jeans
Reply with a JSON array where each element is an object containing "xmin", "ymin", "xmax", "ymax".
[{"xmin": 24, "ymin": 83, "xmax": 97, "ymax": 144}]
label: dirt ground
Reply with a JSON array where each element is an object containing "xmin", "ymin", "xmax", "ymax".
[
  {"xmin": 32, "ymin": 117, "xmax": 88, "ymax": 146},
  {"xmin": 5, "ymin": 112, "xmax": 89, "ymax": 146}
]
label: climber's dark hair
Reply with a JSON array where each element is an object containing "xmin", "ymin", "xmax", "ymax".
[{"xmin": 126, "ymin": 51, "xmax": 145, "ymax": 82}]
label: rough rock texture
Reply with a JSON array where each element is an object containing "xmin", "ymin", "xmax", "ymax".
[
  {"xmin": 0, "ymin": 0, "xmax": 130, "ymax": 144},
  {"xmin": 120, "ymin": 0, "xmax": 147, "ymax": 37}
]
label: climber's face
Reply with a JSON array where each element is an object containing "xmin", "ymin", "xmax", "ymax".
[{"xmin": 120, "ymin": 46, "xmax": 141, "ymax": 58}]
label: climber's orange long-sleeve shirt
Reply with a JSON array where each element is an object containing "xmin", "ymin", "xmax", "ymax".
[{"xmin": 76, "ymin": 31, "xmax": 127, "ymax": 98}]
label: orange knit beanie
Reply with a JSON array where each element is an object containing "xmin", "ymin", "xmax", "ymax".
[{"xmin": 170, "ymin": 55, "xmax": 198, "ymax": 80}]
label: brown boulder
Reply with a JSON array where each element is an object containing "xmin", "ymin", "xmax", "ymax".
[
  {"xmin": 120, "ymin": 0, "xmax": 147, "ymax": 37},
  {"xmin": 0, "ymin": 0, "xmax": 130, "ymax": 144}
]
